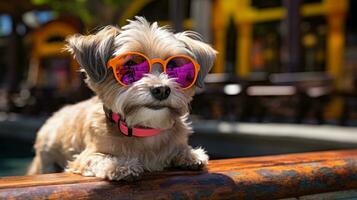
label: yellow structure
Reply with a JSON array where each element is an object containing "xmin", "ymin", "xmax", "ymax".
[
  {"xmin": 121, "ymin": 0, "xmax": 348, "ymax": 87},
  {"xmin": 28, "ymin": 21, "xmax": 79, "ymax": 91},
  {"xmin": 213, "ymin": 0, "xmax": 348, "ymax": 85},
  {"xmin": 119, "ymin": 0, "xmax": 349, "ymax": 119}
]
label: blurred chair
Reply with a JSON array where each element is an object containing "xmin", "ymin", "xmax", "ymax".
[
  {"xmin": 193, "ymin": 72, "xmax": 334, "ymax": 124},
  {"xmin": 270, "ymin": 72, "xmax": 333, "ymax": 124},
  {"xmin": 240, "ymin": 83, "xmax": 297, "ymax": 123},
  {"xmin": 191, "ymin": 73, "xmax": 244, "ymax": 121},
  {"xmin": 24, "ymin": 20, "xmax": 90, "ymax": 115}
]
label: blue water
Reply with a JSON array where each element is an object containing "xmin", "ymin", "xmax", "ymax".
[{"xmin": 0, "ymin": 138, "xmax": 34, "ymax": 176}]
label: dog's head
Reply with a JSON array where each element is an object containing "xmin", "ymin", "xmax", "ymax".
[{"xmin": 66, "ymin": 16, "xmax": 216, "ymax": 129}]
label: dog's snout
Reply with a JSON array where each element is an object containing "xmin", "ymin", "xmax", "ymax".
[{"xmin": 150, "ymin": 86, "xmax": 171, "ymax": 100}]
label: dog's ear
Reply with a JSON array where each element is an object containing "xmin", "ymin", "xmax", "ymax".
[
  {"xmin": 175, "ymin": 31, "xmax": 217, "ymax": 88},
  {"xmin": 66, "ymin": 26, "xmax": 119, "ymax": 83}
]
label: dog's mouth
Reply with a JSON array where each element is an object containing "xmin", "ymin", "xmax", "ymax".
[
  {"xmin": 143, "ymin": 105, "xmax": 183, "ymax": 115},
  {"xmin": 124, "ymin": 104, "xmax": 185, "ymax": 117},
  {"xmin": 144, "ymin": 105, "xmax": 168, "ymax": 110}
]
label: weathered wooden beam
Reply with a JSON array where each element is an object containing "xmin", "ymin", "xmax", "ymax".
[{"xmin": 1, "ymin": 149, "xmax": 357, "ymax": 199}]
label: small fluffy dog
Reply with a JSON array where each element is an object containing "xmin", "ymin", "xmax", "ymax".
[{"xmin": 27, "ymin": 16, "xmax": 216, "ymax": 181}]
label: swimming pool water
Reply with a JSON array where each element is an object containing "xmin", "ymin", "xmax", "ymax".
[{"xmin": 0, "ymin": 138, "xmax": 34, "ymax": 176}]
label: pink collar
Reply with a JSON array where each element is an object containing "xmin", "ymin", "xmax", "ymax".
[{"xmin": 104, "ymin": 107, "xmax": 162, "ymax": 137}]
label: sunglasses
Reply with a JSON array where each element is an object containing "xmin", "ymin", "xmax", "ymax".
[{"xmin": 107, "ymin": 52, "xmax": 200, "ymax": 89}]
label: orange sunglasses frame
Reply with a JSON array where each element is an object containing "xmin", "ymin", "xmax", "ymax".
[{"xmin": 107, "ymin": 52, "xmax": 200, "ymax": 90}]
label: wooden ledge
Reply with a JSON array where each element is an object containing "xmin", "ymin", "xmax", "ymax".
[{"xmin": 1, "ymin": 149, "xmax": 357, "ymax": 199}]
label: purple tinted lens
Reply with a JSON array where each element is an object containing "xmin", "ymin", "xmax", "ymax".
[
  {"xmin": 116, "ymin": 54, "xmax": 150, "ymax": 85},
  {"xmin": 166, "ymin": 57, "xmax": 196, "ymax": 88}
]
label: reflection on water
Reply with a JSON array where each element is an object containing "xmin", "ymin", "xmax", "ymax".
[
  {"xmin": 0, "ymin": 138, "xmax": 33, "ymax": 176},
  {"xmin": 0, "ymin": 158, "xmax": 32, "ymax": 177}
]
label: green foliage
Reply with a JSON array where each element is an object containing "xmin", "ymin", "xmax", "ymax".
[{"xmin": 31, "ymin": 0, "xmax": 130, "ymax": 26}]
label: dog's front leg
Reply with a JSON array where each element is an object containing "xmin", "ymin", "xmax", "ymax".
[
  {"xmin": 67, "ymin": 149, "xmax": 143, "ymax": 181},
  {"xmin": 171, "ymin": 146, "xmax": 209, "ymax": 170}
]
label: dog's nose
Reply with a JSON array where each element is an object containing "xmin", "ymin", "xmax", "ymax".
[{"xmin": 150, "ymin": 86, "xmax": 171, "ymax": 100}]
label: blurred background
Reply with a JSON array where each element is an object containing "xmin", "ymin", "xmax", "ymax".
[{"xmin": 1, "ymin": 0, "xmax": 357, "ymax": 176}]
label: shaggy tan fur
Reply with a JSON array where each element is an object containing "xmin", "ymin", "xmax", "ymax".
[{"xmin": 27, "ymin": 17, "xmax": 216, "ymax": 181}]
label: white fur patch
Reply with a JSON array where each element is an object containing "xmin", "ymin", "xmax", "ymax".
[
  {"xmin": 191, "ymin": 147, "xmax": 209, "ymax": 166},
  {"xmin": 127, "ymin": 107, "xmax": 174, "ymax": 129}
]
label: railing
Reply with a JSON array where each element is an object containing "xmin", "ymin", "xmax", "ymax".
[{"xmin": 1, "ymin": 149, "xmax": 357, "ymax": 199}]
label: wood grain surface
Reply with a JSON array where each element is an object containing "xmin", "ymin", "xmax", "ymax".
[{"xmin": 1, "ymin": 149, "xmax": 357, "ymax": 199}]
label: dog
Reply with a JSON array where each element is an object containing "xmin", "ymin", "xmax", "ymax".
[{"xmin": 27, "ymin": 16, "xmax": 216, "ymax": 181}]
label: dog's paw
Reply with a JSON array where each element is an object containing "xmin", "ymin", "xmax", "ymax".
[
  {"xmin": 68, "ymin": 154, "xmax": 144, "ymax": 181},
  {"xmin": 103, "ymin": 159, "xmax": 144, "ymax": 181},
  {"xmin": 172, "ymin": 147, "xmax": 209, "ymax": 170}
]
